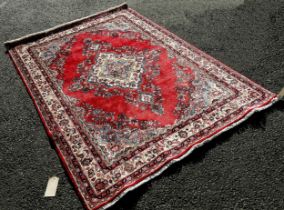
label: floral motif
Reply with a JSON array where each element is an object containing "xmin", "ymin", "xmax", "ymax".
[{"xmin": 8, "ymin": 5, "xmax": 276, "ymax": 210}]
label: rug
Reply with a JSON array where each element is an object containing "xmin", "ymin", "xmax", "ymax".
[{"xmin": 5, "ymin": 3, "xmax": 279, "ymax": 210}]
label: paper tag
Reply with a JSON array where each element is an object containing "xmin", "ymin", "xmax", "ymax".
[{"xmin": 44, "ymin": 176, "xmax": 59, "ymax": 197}]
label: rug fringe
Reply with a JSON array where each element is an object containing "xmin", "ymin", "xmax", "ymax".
[
  {"xmin": 100, "ymin": 96, "xmax": 278, "ymax": 210},
  {"xmin": 3, "ymin": 2, "xmax": 128, "ymax": 50},
  {"xmin": 277, "ymin": 86, "xmax": 284, "ymax": 100}
]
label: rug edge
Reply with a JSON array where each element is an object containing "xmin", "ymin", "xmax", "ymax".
[
  {"xmin": 7, "ymin": 49, "xmax": 92, "ymax": 210},
  {"xmin": 6, "ymin": 5, "xmax": 281, "ymax": 210},
  {"xmin": 94, "ymin": 95, "xmax": 278, "ymax": 210},
  {"xmin": 9, "ymin": 47, "xmax": 280, "ymax": 210},
  {"xmin": 3, "ymin": 2, "xmax": 128, "ymax": 50},
  {"xmin": 127, "ymin": 8, "xmax": 279, "ymax": 98}
]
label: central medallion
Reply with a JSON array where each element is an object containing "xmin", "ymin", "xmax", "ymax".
[
  {"xmin": 88, "ymin": 53, "xmax": 144, "ymax": 89},
  {"xmin": 48, "ymin": 30, "xmax": 195, "ymax": 129}
]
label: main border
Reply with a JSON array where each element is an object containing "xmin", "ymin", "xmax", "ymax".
[{"xmin": 5, "ymin": 3, "xmax": 279, "ymax": 210}]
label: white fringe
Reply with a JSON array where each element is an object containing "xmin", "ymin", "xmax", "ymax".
[
  {"xmin": 4, "ymin": 2, "xmax": 128, "ymax": 46},
  {"xmin": 100, "ymin": 96, "xmax": 278, "ymax": 210}
]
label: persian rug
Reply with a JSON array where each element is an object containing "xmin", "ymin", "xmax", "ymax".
[{"xmin": 5, "ymin": 3, "xmax": 279, "ymax": 210}]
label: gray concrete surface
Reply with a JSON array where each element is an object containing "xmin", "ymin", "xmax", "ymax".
[{"xmin": 0, "ymin": 0, "xmax": 283, "ymax": 209}]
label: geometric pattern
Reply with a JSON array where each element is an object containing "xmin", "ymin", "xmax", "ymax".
[
  {"xmin": 6, "ymin": 4, "xmax": 277, "ymax": 210},
  {"xmin": 88, "ymin": 53, "xmax": 144, "ymax": 89}
]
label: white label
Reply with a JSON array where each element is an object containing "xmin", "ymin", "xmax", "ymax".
[{"xmin": 44, "ymin": 176, "xmax": 59, "ymax": 197}]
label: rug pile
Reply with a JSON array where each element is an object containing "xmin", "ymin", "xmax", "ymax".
[{"xmin": 5, "ymin": 3, "xmax": 277, "ymax": 210}]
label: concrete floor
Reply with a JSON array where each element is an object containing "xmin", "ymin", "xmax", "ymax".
[{"xmin": 0, "ymin": 0, "xmax": 283, "ymax": 209}]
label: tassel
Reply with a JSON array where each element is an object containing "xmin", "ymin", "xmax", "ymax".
[{"xmin": 277, "ymin": 87, "xmax": 284, "ymax": 99}]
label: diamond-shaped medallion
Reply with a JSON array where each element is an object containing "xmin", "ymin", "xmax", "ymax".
[{"xmin": 88, "ymin": 53, "xmax": 144, "ymax": 89}]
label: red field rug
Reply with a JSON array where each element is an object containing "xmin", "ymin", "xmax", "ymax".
[{"xmin": 5, "ymin": 3, "xmax": 279, "ymax": 210}]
